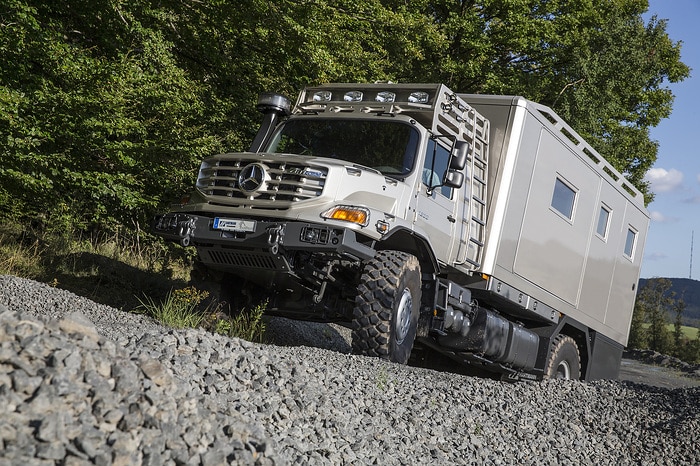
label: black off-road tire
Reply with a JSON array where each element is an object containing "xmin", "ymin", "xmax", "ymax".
[
  {"xmin": 544, "ymin": 335, "xmax": 581, "ymax": 380},
  {"xmin": 351, "ymin": 250, "xmax": 421, "ymax": 364}
]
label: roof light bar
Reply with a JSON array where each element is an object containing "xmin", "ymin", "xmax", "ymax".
[
  {"xmin": 408, "ymin": 91, "xmax": 429, "ymax": 104},
  {"xmin": 313, "ymin": 91, "xmax": 332, "ymax": 102},
  {"xmin": 375, "ymin": 91, "xmax": 396, "ymax": 103},
  {"xmin": 305, "ymin": 87, "xmax": 433, "ymax": 106},
  {"xmin": 344, "ymin": 91, "xmax": 364, "ymax": 102}
]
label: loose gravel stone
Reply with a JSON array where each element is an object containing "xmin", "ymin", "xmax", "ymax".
[{"xmin": 1, "ymin": 274, "xmax": 700, "ymax": 465}]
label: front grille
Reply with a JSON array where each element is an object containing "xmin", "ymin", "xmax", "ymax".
[{"xmin": 196, "ymin": 155, "xmax": 327, "ymax": 208}]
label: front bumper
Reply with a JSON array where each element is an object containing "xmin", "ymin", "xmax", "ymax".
[{"xmin": 152, "ymin": 212, "xmax": 376, "ymax": 268}]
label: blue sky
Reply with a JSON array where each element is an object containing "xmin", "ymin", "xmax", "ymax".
[{"xmin": 639, "ymin": 0, "xmax": 700, "ymax": 279}]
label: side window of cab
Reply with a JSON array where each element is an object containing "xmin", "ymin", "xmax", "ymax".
[{"xmin": 423, "ymin": 139, "xmax": 453, "ymax": 198}]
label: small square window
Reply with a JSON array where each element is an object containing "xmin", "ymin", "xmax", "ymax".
[
  {"xmin": 624, "ymin": 227, "xmax": 637, "ymax": 258},
  {"xmin": 596, "ymin": 205, "xmax": 611, "ymax": 238},
  {"xmin": 551, "ymin": 178, "xmax": 576, "ymax": 220}
]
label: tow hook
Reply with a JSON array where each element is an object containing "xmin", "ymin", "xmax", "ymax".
[
  {"xmin": 267, "ymin": 225, "xmax": 284, "ymax": 254},
  {"xmin": 178, "ymin": 218, "xmax": 195, "ymax": 247}
]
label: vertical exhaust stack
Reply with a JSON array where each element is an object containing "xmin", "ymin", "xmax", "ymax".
[{"xmin": 249, "ymin": 93, "xmax": 292, "ymax": 153}]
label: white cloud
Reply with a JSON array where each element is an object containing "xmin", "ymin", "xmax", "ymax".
[
  {"xmin": 644, "ymin": 168, "xmax": 684, "ymax": 193},
  {"xmin": 645, "ymin": 251, "xmax": 668, "ymax": 261},
  {"xmin": 649, "ymin": 210, "xmax": 679, "ymax": 223},
  {"xmin": 682, "ymin": 196, "xmax": 700, "ymax": 204}
]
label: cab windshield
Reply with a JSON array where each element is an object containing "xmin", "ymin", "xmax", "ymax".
[{"xmin": 265, "ymin": 119, "xmax": 420, "ymax": 177}]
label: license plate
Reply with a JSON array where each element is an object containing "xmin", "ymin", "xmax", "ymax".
[{"xmin": 213, "ymin": 217, "xmax": 256, "ymax": 232}]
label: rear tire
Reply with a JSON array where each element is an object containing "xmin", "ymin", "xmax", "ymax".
[
  {"xmin": 351, "ymin": 251, "xmax": 421, "ymax": 364},
  {"xmin": 544, "ymin": 335, "xmax": 581, "ymax": 380}
]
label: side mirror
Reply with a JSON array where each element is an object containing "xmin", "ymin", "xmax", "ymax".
[
  {"xmin": 449, "ymin": 141, "xmax": 469, "ymax": 171},
  {"xmin": 444, "ymin": 170, "xmax": 464, "ymax": 188}
]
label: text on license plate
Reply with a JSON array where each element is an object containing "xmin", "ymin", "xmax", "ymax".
[{"xmin": 213, "ymin": 218, "xmax": 256, "ymax": 232}]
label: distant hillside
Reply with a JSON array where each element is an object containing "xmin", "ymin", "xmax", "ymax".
[{"xmin": 638, "ymin": 278, "xmax": 700, "ymax": 327}]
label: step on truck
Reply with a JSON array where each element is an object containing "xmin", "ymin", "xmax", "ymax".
[{"xmin": 153, "ymin": 83, "xmax": 650, "ymax": 381}]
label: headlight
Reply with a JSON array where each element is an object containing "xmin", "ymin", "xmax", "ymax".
[{"xmin": 321, "ymin": 205, "xmax": 370, "ymax": 226}]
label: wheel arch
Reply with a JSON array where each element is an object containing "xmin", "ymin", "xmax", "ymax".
[
  {"xmin": 558, "ymin": 322, "xmax": 590, "ymax": 380},
  {"xmin": 534, "ymin": 316, "xmax": 592, "ymax": 380},
  {"xmin": 376, "ymin": 227, "xmax": 439, "ymax": 276}
]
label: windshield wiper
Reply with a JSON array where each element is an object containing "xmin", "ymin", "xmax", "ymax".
[{"xmin": 350, "ymin": 163, "xmax": 384, "ymax": 176}]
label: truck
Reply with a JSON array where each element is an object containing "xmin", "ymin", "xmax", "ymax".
[{"xmin": 153, "ymin": 83, "xmax": 649, "ymax": 381}]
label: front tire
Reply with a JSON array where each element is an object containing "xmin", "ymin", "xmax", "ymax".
[
  {"xmin": 351, "ymin": 251, "xmax": 421, "ymax": 364},
  {"xmin": 544, "ymin": 335, "xmax": 581, "ymax": 380}
]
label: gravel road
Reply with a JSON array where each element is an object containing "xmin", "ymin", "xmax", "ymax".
[
  {"xmin": 1, "ymin": 274, "xmax": 699, "ymax": 465},
  {"xmin": 619, "ymin": 358, "xmax": 700, "ymax": 389}
]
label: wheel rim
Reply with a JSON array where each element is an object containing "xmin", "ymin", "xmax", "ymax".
[
  {"xmin": 394, "ymin": 287, "xmax": 413, "ymax": 345},
  {"xmin": 556, "ymin": 360, "xmax": 572, "ymax": 380}
]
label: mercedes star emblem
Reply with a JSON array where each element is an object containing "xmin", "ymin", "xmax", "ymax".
[{"xmin": 238, "ymin": 163, "xmax": 265, "ymax": 193}]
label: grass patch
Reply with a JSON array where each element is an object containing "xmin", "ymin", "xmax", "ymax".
[
  {"xmin": 642, "ymin": 323, "xmax": 699, "ymax": 340},
  {"xmin": 134, "ymin": 287, "xmax": 209, "ymax": 329},
  {"xmin": 0, "ymin": 222, "xmax": 192, "ymax": 312},
  {"xmin": 133, "ymin": 287, "xmax": 268, "ymax": 342},
  {"xmin": 0, "ymin": 228, "xmax": 45, "ymax": 279},
  {"xmin": 210, "ymin": 300, "xmax": 268, "ymax": 343},
  {"xmin": 672, "ymin": 324, "xmax": 699, "ymax": 340},
  {"xmin": 375, "ymin": 364, "xmax": 390, "ymax": 390}
]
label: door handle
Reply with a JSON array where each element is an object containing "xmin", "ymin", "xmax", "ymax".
[{"xmin": 447, "ymin": 215, "xmax": 456, "ymax": 223}]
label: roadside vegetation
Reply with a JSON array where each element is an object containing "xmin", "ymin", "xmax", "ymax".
[
  {"xmin": 630, "ymin": 278, "xmax": 700, "ymax": 364},
  {"xmin": 0, "ymin": 222, "xmax": 267, "ymax": 343}
]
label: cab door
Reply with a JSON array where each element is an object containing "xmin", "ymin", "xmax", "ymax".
[{"xmin": 414, "ymin": 139, "xmax": 459, "ymax": 264}]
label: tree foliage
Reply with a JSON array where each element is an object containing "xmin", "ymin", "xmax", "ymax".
[
  {"xmin": 628, "ymin": 288, "xmax": 648, "ymax": 350},
  {"xmin": 631, "ymin": 279, "xmax": 700, "ymax": 363},
  {"xmin": 0, "ymin": 0, "xmax": 222, "ymax": 229},
  {"xmin": 672, "ymin": 298, "xmax": 685, "ymax": 358},
  {"xmin": 630, "ymin": 278, "xmax": 673, "ymax": 353},
  {"xmin": 0, "ymin": 0, "xmax": 689, "ymax": 232}
]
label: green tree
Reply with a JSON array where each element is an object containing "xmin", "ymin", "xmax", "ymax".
[
  {"xmin": 154, "ymin": 0, "xmax": 689, "ymax": 203},
  {"xmin": 0, "ymin": 0, "xmax": 221, "ymax": 230},
  {"xmin": 635, "ymin": 278, "xmax": 673, "ymax": 354},
  {"xmin": 672, "ymin": 298, "xmax": 685, "ymax": 358},
  {"xmin": 684, "ymin": 334, "xmax": 700, "ymax": 365},
  {"xmin": 628, "ymin": 291, "xmax": 648, "ymax": 349}
]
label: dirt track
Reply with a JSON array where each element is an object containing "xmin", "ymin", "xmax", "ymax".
[{"xmin": 618, "ymin": 358, "xmax": 700, "ymax": 389}]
